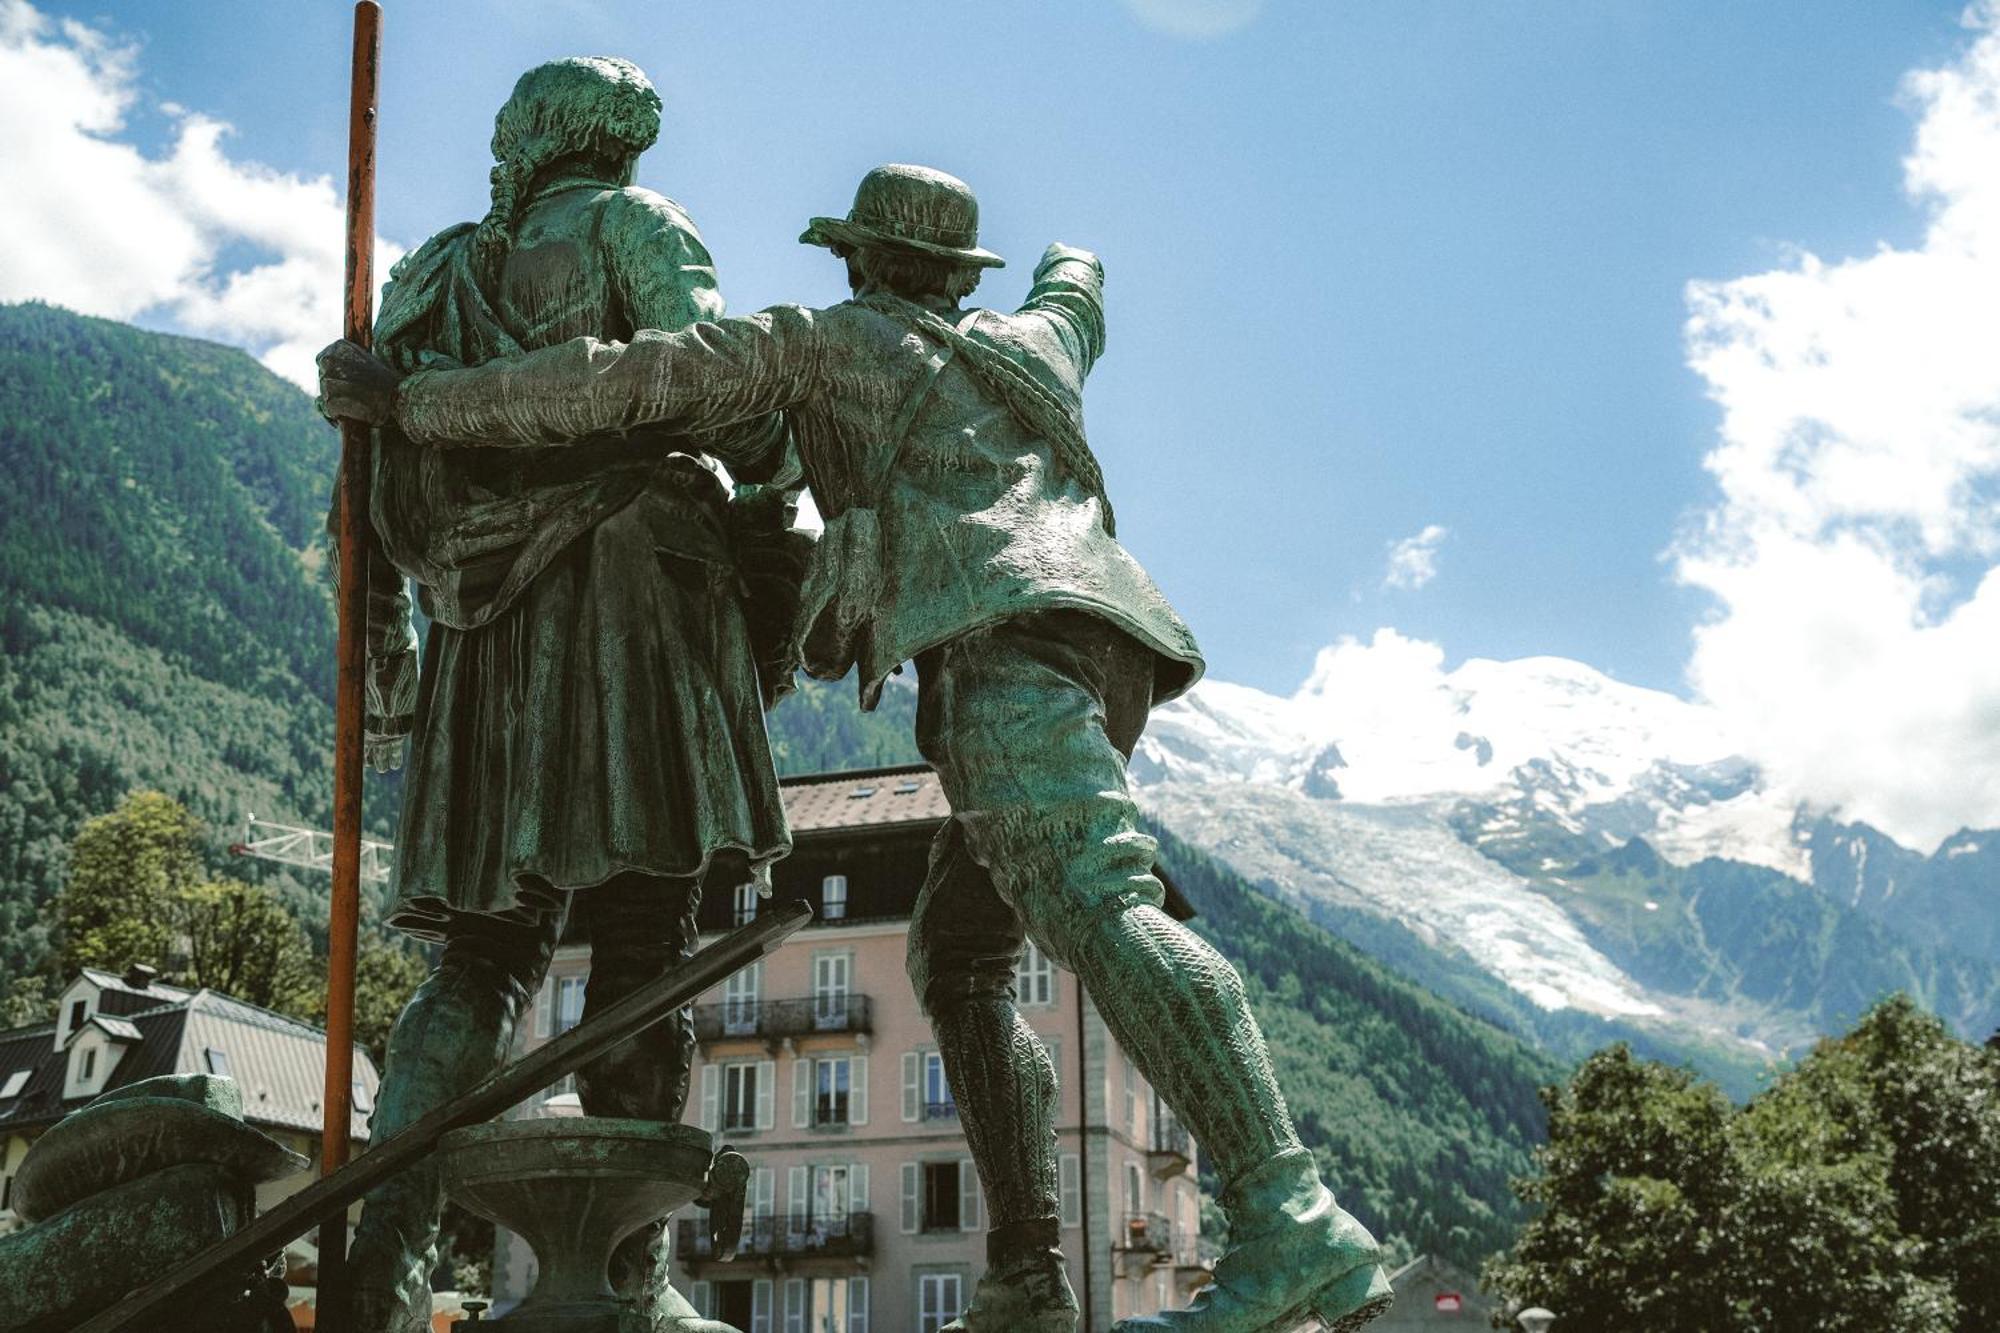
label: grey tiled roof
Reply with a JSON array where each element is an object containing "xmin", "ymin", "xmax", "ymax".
[{"xmin": 0, "ymin": 980, "xmax": 378, "ymax": 1139}]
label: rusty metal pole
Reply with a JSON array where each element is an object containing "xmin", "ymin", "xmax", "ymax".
[{"xmin": 321, "ymin": 4, "xmax": 380, "ymax": 1327}]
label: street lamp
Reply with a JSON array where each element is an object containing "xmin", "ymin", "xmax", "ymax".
[{"xmin": 1517, "ymin": 1308, "xmax": 1556, "ymax": 1333}]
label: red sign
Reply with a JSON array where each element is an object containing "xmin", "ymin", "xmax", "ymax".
[{"xmin": 1435, "ymin": 1292, "xmax": 1464, "ymax": 1312}]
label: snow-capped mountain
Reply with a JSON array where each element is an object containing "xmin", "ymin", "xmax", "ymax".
[{"xmin": 1132, "ymin": 639, "xmax": 2000, "ymax": 1070}]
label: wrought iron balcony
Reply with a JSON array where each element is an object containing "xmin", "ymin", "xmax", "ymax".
[
  {"xmin": 673, "ymin": 1212, "xmax": 874, "ymax": 1263},
  {"xmin": 1119, "ymin": 1212, "xmax": 1174, "ymax": 1256},
  {"xmin": 922, "ymin": 1099, "xmax": 959, "ymax": 1122},
  {"xmin": 691, "ymin": 994, "xmax": 873, "ymax": 1042},
  {"xmin": 1148, "ymin": 1117, "xmax": 1192, "ymax": 1176}
]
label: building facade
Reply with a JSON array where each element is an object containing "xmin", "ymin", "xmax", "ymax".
[{"xmin": 496, "ymin": 764, "xmax": 1210, "ymax": 1332}]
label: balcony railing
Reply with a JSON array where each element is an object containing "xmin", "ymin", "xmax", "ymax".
[
  {"xmin": 674, "ymin": 1212, "xmax": 874, "ymax": 1263},
  {"xmin": 691, "ymin": 994, "xmax": 873, "ymax": 1042},
  {"xmin": 1148, "ymin": 1118, "xmax": 1192, "ymax": 1175},
  {"xmin": 1119, "ymin": 1212, "xmax": 1173, "ymax": 1255},
  {"xmin": 922, "ymin": 1099, "xmax": 959, "ymax": 1122}
]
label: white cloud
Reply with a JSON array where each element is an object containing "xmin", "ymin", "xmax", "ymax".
[
  {"xmin": 1118, "ymin": 0, "xmax": 1264, "ymax": 40},
  {"xmin": 0, "ymin": 0, "xmax": 398, "ymax": 389},
  {"xmin": 1382, "ymin": 523, "xmax": 1448, "ymax": 591},
  {"xmin": 1675, "ymin": 2, "xmax": 2000, "ymax": 850}
]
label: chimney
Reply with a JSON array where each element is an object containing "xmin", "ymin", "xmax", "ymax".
[{"xmin": 123, "ymin": 963, "xmax": 158, "ymax": 990}]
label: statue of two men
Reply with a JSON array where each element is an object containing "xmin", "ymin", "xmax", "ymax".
[{"xmin": 321, "ymin": 55, "xmax": 1390, "ymax": 1333}]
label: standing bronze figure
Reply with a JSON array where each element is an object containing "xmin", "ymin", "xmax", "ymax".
[
  {"xmin": 331, "ymin": 58, "xmax": 796, "ymax": 1333},
  {"xmin": 323, "ymin": 162, "xmax": 1390, "ymax": 1333}
]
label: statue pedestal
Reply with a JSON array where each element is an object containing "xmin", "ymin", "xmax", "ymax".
[{"xmin": 440, "ymin": 1117, "xmax": 713, "ymax": 1331}]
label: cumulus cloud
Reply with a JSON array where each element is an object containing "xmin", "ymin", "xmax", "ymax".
[
  {"xmin": 1383, "ymin": 524, "xmax": 1448, "ymax": 591},
  {"xmin": 1675, "ymin": 2, "xmax": 2000, "ymax": 850},
  {"xmin": 0, "ymin": 0, "xmax": 398, "ymax": 389},
  {"xmin": 1118, "ymin": 0, "xmax": 1264, "ymax": 40}
]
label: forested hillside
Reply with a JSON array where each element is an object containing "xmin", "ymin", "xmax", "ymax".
[{"xmin": 0, "ymin": 303, "xmax": 385, "ymax": 981}]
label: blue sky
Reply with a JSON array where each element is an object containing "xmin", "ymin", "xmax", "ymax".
[{"xmin": 5, "ymin": 1, "xmax": 1998, "ymax": 844}]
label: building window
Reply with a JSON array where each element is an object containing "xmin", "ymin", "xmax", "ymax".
[
  {"xmin": 68, "ymin": 1000, "xmax": 86, "ymax": 1034},
  {"xmin": 922, "ymin": 1051, "xmax": 954, "ymax": 1120},
  {"xmin": 1059, "ymin": 1153, "xmax": 1081, "ymax": 1227},
  {"xmin": 917, "ymin": 1273, "xmax": 963, "ymax": 1333},
  {"xmin": 0, "ymin": 1069, "xmax": 30, "ymax": 1099},
  {"xmin": 813, "ymin": 951, "xmax": 852, "ymax": 1030},
  {"xmin": 821, "ymin": 875, "xmax": 848, "ymax": 921},
  {"xmin": 204, "ymin": 1047, "xmax": 230, "ymax": 1076},
  {"xmin": 556, "ymin": 975, "xmax": 587, "ymax": 1034},
  {"xmin": 723, "ymin": 1063, "xmax": 762, "ymax": 1132},
  {"xmin": 1015, "ymin": 941, "xmax": 1056, "ymax": 1007},
  {"xmin": 733, "ymin": 882, "xmax": 759, "ymax": 927},
  {"xmin": 80, "ymin": 1047, "xmax": 96, "ymax": 1082},
  {"xmin": 921, "ymin": 1162, "xmax": 961, "ymax": 1232},
  {"xmin": 1125, "ymin": 1160, "xmax": 1144, "ymax": 1215},
  {"xmin": 814, "ymin": 1057, "xmax": 851, "ymax": 1126},
  {"xmin": 806, "ymin": 1274, "xmax": 867, "ymax": 1333},
  {"xmin": 723, "ymin": 961, "xmax": 762, "ymax": 1035}
]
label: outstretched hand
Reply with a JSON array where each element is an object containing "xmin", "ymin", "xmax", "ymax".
[{"xmin": 315, "ymin": 339, "xmax": 398, "ymax": 426}]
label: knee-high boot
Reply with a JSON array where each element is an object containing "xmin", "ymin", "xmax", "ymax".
[
  {"xmin": 1068, "ymin": 906, "xmax": 1392, "ymax": 1333},
  {"xmin": 348, "ymin": 953, "xmax": 533, "ymax": 1333},
  {"xmin": 932, "ymin": 993, "xmax": 1079, "ymax": 1333}
]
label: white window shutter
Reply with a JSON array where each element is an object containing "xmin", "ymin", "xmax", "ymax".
[
  {"xmin": 756, "ymin": 1059, "xmax": 776, "ymax": 1130},
  {"xmin": 754, "ymin": 1166, "xmax": 775, "ymax": 1217},
  {"xmin": 959, "ymin": 1156, "xmax": 980, "ymax": 1231},
  {"xmin": 899, "ymin": 1161, "xmax": 919, "ymax": 1234},
  {"xmin": 788, "ymin": 1164, "xmax": 809, "ymax": 1224},
  {"xmin": 901, "ymin": 1051, "xmax": 920, "ymax": 1122},
  {"xmin": 849, "ymin": 1275, "xmax": 869, "ymax": 1333},
  {"xmin": 793, "ymin": 1058, "xmax": 812, "ymax": 1128},
  {"xmin": 851, "ymin": 1162, "xmax": 869, "ymax": 1213},
  {"xmin": 1059, "ymin": 1152, "xmax": 1081, "ymax": 1227},
  {"xmin": 751, "ymin": 1278, "xmax": 772, "ymax": 1333},
  {"xmin": 690, "ymin": 1281, "xmax": 711, "ymax": 1319},
  {"xmin": 849, "ymin": 1054, "xmax": 869, "ymax": 1125},
  {"xmin": 535, "ymin": 978, "xmax": 552, "ymax": 1039},
  {"xmin": 783, "ymin": 1277, "xmax": 805, "ymax": 1333},
  {"xmin": 700, "ymin": 1064, "xmax": 719, "ymax": 1133}
]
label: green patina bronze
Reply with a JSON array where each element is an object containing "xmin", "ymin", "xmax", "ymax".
[
  {"xmin": 327, "ymin": 57, "xmax": 799, "ymax": 1333},
  {"xmin": 322, "ymin": 161, "xmax": 1394, "ymax": 1333},
  {"xmin": 0, "ymin": 1074, "xmax": 298, "ymax": 1333}
]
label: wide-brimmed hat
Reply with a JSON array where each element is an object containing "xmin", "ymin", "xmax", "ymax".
[{"xmin": 801, "ymin": 164, "xmax": 1006, "ymax": 269}]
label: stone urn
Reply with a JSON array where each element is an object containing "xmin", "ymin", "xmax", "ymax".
[{"xmin": 439, "ymin": 1117, "xmax": 714, "ymax": 1331}]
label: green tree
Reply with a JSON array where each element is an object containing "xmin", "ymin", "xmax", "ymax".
[
  {"xmin": 58, "ymin": 789, "xmax": 201, "ymax": 975},
  {"xmin": 174, "ymin": 879, "xmax": 321, "ymax": 1016},
  {"xmin": 1486, "ymin": 996, "xmax": 1999, "ymax": 1331}
]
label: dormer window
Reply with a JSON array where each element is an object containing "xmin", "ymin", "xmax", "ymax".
[
  {"xmin": 68, "ymin": 1000, "xmax": 86, "ymax": 1033},
  {"xmin": 0, "ymin": 1070, "xmax": 28, "ymax": 1099},
  {"xmin": 822, "ymin": 875, "xmax": 848, "ymax": 921},
  {"xmin": 80, "ymin": 1048, "xmax": 95, "ymax": 1082}
]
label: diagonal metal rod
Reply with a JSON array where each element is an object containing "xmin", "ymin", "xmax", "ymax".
[{"xmin": 71, "ymin": 900, "xmax": 812, "ymax": 1333}]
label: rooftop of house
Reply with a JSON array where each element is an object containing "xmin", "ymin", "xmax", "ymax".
[
  {"xmin": 779, "ymin": 763, "xmax": 953, "ymax": 835},
  {"xmin": 0, "ymin": 977, "xmax": 379, "ymax": 1140}
]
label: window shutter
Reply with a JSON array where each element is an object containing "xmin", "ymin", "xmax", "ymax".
[
  {"xmin": 849, "ymin": 1275, "xmax": 869, "ymax": 1333},
  {"xmin": 788, "ymin": 1165, "xmax": 809, "ymax": 1230},
  {"xmin": 899, "ymin": 1161, "xmax": 919, "ymax": 1234},
  {"xmin": 753, "ymin": 1166, "xmax": 775, "ymax": 1217},
  {"xmin": 700, "ymin": 1064, "xmax": 719, "ymax": 1133},
  {"xmin": 1059, "ymin": 1152, "xmax": 1081, "ymax": 1227},
  {"xmin": 756, "ymin": 1059, "xmax": 776, "ymax": 1129},
  {"xmin": 783, "ymin": 1277, "xmax": 804, "ymax": 1333},
  {"xmin": 690, "ymin": 1281, "xmax": 711, "ymax": 1318},
  {"xmin": 959, "ymin": 1156, "xmax": 980, "ymax": 1231},
  {"xmin": 901, "ymin": 1051, "xmax": 920, "ymax": 1122},
  {"xmin": 751, "ymin": 1278, "xmax": 772, "ymax": 1333},
  {"xmin": 849, "ymin": 1054, "xmax": 869, "ymax": 1125},
  {"xmin": 793, "ymin": 1058, "xmax": 812, "ymax": 1128},
  {"xmin": 850, "ymin": 1162, "xmax": 869, "ymax": 1213},
  {"xmin": 534, "ymin": 978, "xmax": 552, "ymax": 1039}
]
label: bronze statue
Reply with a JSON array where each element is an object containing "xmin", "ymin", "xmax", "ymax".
[
  {"xmin": 322, "ymin": 162, "xmax": 1391, "ymax": 1333},
  {"xmin": 330, "ymin": 57, "xmax": 797, "ymax": 1333}
]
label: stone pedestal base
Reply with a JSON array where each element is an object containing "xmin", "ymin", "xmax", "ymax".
[{"xmin": 440, "ymin": 1117, "xmax": 713, "ymax": 1330}]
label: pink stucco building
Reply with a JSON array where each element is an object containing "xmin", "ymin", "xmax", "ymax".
[{"xmin": 495, "ymin": 763, "xmax": 1208, "ymax": 1332}]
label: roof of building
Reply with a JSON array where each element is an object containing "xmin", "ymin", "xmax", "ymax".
[
  {"xmin": 0, "ymin": 977, "xmax": 378, "ymax": 1140},
  {"xmin": 779, "ymin": 764, "xmax": 952, "ymax": 834}
]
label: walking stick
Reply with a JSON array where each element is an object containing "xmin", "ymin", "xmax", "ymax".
[{"xmin": 321, "ymin": 4, "xmax": 381, "ymax": 1327}]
